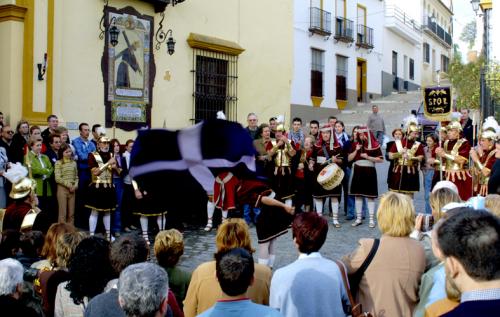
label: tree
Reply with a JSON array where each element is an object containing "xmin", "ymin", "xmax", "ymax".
[
  {"xmin": 460, "ymin": 20, "xmax": 477, "ymax": 50},
  {"xmin": 448, "ymin": 56, "xmax": 500, "ymax": 110}
]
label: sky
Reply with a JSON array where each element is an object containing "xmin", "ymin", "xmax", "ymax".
[{"xmin": 452, "ymin": 0, "xmax": 498, "ymax": 62}]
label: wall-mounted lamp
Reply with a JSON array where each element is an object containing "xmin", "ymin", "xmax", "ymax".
[
  {"xmin": 37, "ymin": 53, "xmax": 47, "ymax": 81},
  {"xmin": 155, "ymin": 12, "xmax": 176, "ymax": 55},
  {"xmin": 470, "ymin": 0, "xmax": 480, "ymax": 15}
]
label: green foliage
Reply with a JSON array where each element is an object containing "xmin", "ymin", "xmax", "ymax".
[
  {"xmin": 448, "ymin": 56, "xmax": 482, "ymax": 109},
  {"xmin": 459, "ymin": 21, "xmax": 477, "ymax": 50},
  {"xmin": 448, "ymin": 56, "xmax": 500, "ymax": 110}
]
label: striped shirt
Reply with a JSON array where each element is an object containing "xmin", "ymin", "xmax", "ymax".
[{"xmin": 54, "ymin": 158, "xmax": 78, "ymax": 189}]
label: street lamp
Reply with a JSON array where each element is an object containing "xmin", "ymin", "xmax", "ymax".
[{"xmin": 470, "ymin": 0, "xmax": 480, "ymax": 15}]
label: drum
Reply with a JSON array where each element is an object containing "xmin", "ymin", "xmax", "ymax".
[{"xmin": 317, "ymin": 163, "xmax": 344, "ymax": 190}]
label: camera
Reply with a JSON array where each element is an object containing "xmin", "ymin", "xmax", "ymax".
[
  {"xmin": 23, "ymin": 267, "xmax": 40, "ymax": 283},
  {"xmin": 417, "ymin": 213, "xmax": 434, "ymax": 232}
]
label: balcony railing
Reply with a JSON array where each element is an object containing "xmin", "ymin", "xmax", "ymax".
[
  {"xmin": 334, "ymin": 16, "xmax": 354, "ymax": 43},
  {"xmin": 386, "ymin": 5, "xmax": 421, "ymax": 32},
  {"xmin": 356, "ymin": 24, "xmax": 374, "ymax": 49},
  {"xmin": 422, "ymin": 16, "xmax": 452, "ymax": 47},
  {"xmin": 309, "ymin": 7, "xmax": 332, "ymax": 36}
]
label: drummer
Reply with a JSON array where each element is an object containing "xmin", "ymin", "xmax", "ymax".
[
  {"xmin": 309, "ymin": 124, "xmax": 344, "ymax": 227},
  {"xmin": 347, "ymin": 126, "xmax": 384, "ymax": 228}
]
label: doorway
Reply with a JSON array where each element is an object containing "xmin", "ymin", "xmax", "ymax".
[{"xmin": 357, "ymin": 59, "xmax": 366, "ymax": 102}]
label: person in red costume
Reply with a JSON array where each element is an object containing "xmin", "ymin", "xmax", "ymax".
[
  {"xmin": 435, "ymin": 117, "xmax": 473, "ymax": 200},
  {"xmin": 348, "ymin": 126, "xmax": 384, "ymax": 228},
  {"xmin": 470, "ymin": 117, "xmax": 499, "ymax": 196}
]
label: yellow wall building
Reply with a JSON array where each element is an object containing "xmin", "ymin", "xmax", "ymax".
[{"xmin": 0, "ymin": 0, "xmax": 293, "ymax": 140}]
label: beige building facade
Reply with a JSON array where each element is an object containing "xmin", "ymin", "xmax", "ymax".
[{"xmin": 0, "ymin": 0, "xmax": 293, "ymax": 140}]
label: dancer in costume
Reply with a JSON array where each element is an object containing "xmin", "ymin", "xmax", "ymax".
[
  {"xmin": 388, "ymin": 116, "xmax": 424, "ymax": 196},
  {"xmin": 435, "ymin": 114, "xmax": 473, "ymax": 200},
  {"xmin": 348, "ymin": 126, "xmax": 384, "ymax": 228},
  {"xmin": 268, "ymin": 124, "xmax": 296, "ymax": 206},
  {"xmin": 236, "ymin": 178, "xmax": 294, "ymax": 268},
  {"xmin": 470, "ymin": 117, "xmax": 499, "ymax": 196},
  {"xmin": 310, "ymin": 124, "xmax": 344, "ymax": 227},
  {"xmin": 85, "ymin": 135, "xmax": 118, "ymax": 240}
]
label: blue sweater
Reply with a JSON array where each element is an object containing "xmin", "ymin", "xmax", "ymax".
[
  {"xmin": 270, "ymin": 252, "xmax": 349, "ymax": 317},
  {"xmin": 197, "ymin": 299, "xmax": 281, "ymax": 317}
]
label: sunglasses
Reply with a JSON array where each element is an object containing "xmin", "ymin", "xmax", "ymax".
[{"xmin": 5, "ymin": 131, "xmax": 14, "ymax": 134}]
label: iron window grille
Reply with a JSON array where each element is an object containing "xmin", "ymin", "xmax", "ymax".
[{"xmin": 191, "ymin": 49, "xmax": 238, "ymax": 123}]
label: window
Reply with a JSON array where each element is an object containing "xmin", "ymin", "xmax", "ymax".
[
  {"xmin": 409, "ymin": 58, "xmax": 415, "ymax": 80},
  {"xmin": 441, "ymin": 55, "xmax": 449, "ymax": 73},
  {"xmin": 423, "ymin": 43, "xmax": 430, "ymax": 63},
  {"xmin": 192, "ymin": 49, "xmax": 238, "ymax": 123},
  {"xmin": 336, "ymin": 55, "xmax": 348, "ymax": 100},
  {"xmin": 311, "ymin": 49, "xmax": 324, "ymax": 97}
]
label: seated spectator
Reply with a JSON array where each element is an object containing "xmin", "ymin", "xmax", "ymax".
[
  {"xmin": 0, "ymin": 230, "xmax": 21, "ymax": 260},
  {"xmin": 183, "ymin": 219, "xmax": 271, "ymax": 317},
  {"xmin": 485, "ymin": 194, "xmax": 500, "ymax": 216},
  {"xmin": 0, "ymin": 258, "xmax": 38, "ymax": 317},
  {"xmin": 32, "ymin": 222, "xmax": 76, "ymax": 270},
  {"xmin": 437, "ymin": 208, "xmax": 500, "ymax": 316},
  {"xmin": 411, "ymin": 184, "xmax": 461, "ymax": 271},
  {"xmin": 118, "ymin": 262, "xmax": 169, "ymax": 317},
  {"xmin": 154, "ymin": 229, "xmax": 191, "ymax": 308},
  {"xmin": 85, "ymin": 233, "xmax": 182, "ymax": 317},
  {"xmin": 342, "ymin": 192, "xmax": 425, "ymax": 317},
  {"xmin": 39, "ymin": 231, "xmax": 86, "ymax": 317},
  {"xmin": 270, "ymin": 212, "xmax": 348, "ymax": 317},
  {"xmin": 54, "ymin": 236, "xmax": 114, "ymax": 317},
  {"xmin": 199, "ymin": 248, "xmax": 281, "ymax": 317},
  {"xmin": 17, "ymin": 230, "xmax": 44, "ymax": 269}
]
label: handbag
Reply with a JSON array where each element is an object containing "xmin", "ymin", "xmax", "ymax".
[
  {"xmin": 334, "ymin": 259, "xmax": 374, "ymax": 317},
  {"xmin": 348, "ymin": 238, "xmax": 380, "ymax": 297}
]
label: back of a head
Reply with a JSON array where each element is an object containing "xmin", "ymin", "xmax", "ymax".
[
  {"xmin": 110, "ymin": 233, "xmax": 149, "ymax": 274},
  {"xmin": 292, "ymin": 212, "xmax": 328, "ymax": 254},
  {"xmin": 154, "ymin": 229, "xmax": 184, "ymax": 269},
  {"xmin": 437, "ymin": 208, "xmax": 500, "ymax": 281},
  {"xmin": 0, "ymin": 258, "xmax": 23, "ymax": 296},
  {"xmin": 377, "ymin": 192, "xmax": 415, "ymax": 237},
  {"xmin": 430, "ymin": 187, "xmax": 461, "ymax": 221},
  {"xmin": 118, "ymin": 262, "xmax": 169, "ymax": 317},
  {"xmin": 216, "ymin": 219, "xmax": 255, "ymax": 254},
  {"xmin": 215, "ymin": 248, "xmax": 255, "ymax": 297},
  {"xmin": 41, "ymin": 222, "xmax": 76, "ymax": 263},
  {"xmin": 67, "ymin": 236, "xmax": 113, "ymax": 305},
  {"xmin": 20, "ymin": 230, "xmax": 44, "ymax": 259},
  {"xmin": 485, "ymin": 194, "xmax": 500, "ymax": 217},
  {"xmin": 55, "ymin": 231, "xmax": 87, "ymax": 269}
]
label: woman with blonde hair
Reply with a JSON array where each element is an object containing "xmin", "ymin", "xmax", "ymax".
[
  {"xmin": 38, "ymin": 231, "xmax": 87, "ymax": 317},
  {"xmin": 154, "ymin": 229, "xmax": 192, "ymax": 308},
  {"xmin": 342, "ymin": 192, "xmax": 425, "ymax": 317},
  {"xmin": 183, "ymin": 218, "xmax": 272, "ymax": 317},
  {"xmin": 31, "ymin": 222, "xmax": 76, "ymax": 270}
]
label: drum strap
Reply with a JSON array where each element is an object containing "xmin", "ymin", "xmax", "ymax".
[{"xmin": 322, "ymin": 145, "xmax": 330, "ymax": 160}]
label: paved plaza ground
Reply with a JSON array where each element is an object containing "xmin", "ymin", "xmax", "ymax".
[{"xmin": 176, "ymin": 158, "xmax": 427, "ymax": 272}]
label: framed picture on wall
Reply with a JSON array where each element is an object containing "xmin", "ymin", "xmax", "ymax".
[{"xmin": 102, "ymin": 6, "xmax": 156, "ymax": 131}]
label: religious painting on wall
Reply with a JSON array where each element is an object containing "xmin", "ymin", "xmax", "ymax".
[{"xmin": 102, "ymin": 6, "xmax": 156, "ymax": 131}]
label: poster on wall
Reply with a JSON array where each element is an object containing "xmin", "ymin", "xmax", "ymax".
[{"xmin": 102, "ymin": 6, "xmax": 156, "ymax": 131}]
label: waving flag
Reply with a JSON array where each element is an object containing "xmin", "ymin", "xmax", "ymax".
[{"xmin": 129, "ymin": 120, "xmax": 256, "ymax": 218}]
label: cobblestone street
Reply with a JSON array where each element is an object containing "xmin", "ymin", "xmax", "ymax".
[{"xmin": 177, "ymin": 157, "xmax": 427, "ymax": 272}]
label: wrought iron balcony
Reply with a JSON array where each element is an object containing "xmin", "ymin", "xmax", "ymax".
[
  {"xmin": 334, "ymin": 17, "xmax": 354, "ymax": 43},
  {"xmin": 422, "ymin": 16, "xmax": 452, "ymax": 48},
  {"xmin": 356, "ymin": 24, "xmax": 374, "ymax": 49},
  {"xmin": 309, "ymin": 7, "xmax": 332, "ymax": 36}
]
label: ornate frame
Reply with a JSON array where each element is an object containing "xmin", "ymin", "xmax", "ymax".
[{"xmin": 101, "ymin": 6, "xmax": 156, "ymax": 131}]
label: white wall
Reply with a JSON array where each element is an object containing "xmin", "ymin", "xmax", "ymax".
[{"xmin": 291, "ymin": 0, "xmax": 383, "ymax": 109}]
